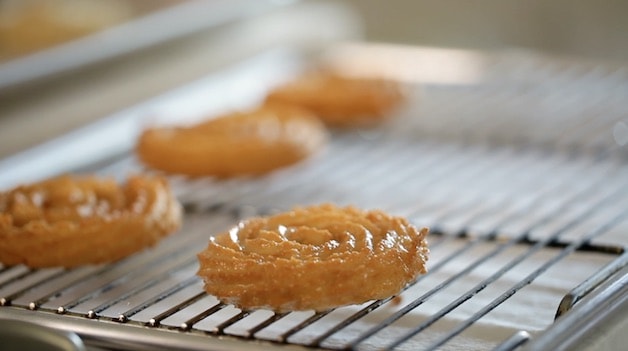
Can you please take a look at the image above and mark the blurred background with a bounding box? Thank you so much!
[0,0,627,158]
[343,0,628,61]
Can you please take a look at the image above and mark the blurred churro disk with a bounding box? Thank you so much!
[136,104,327,177]
[265,72,405,128]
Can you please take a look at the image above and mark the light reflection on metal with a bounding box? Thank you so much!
[322,43,487,84]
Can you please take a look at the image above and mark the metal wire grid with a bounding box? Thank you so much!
[0,133,626,350]
[1,50,628,351]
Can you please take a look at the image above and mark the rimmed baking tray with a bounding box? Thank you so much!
[0,0,281,91]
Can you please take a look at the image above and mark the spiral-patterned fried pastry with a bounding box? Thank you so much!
[136,104,327,177]
[197,203,429,312]
[0,175,181,268]
[264,72,405,128]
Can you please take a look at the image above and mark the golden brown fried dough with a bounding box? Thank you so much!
[265,72,405,128]
[197,203,429,312]
[0,175,181,268]
[136,104,327,177]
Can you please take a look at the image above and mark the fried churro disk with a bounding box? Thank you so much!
[197,203,429,312]
[0,175,181,268]
[136,104,327,177]
[264,72,405,128]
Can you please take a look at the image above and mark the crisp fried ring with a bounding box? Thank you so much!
[0,175,181,268]
[265,72,405,128]
[197,203,429,312]
[136,105,327,177]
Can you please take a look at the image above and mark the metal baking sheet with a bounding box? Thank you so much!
[0,0,280,91]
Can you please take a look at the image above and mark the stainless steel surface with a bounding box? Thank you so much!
[0,46,627,350]
[0,318,86,351]
[0,0,282,91]
[522,267,628,351]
